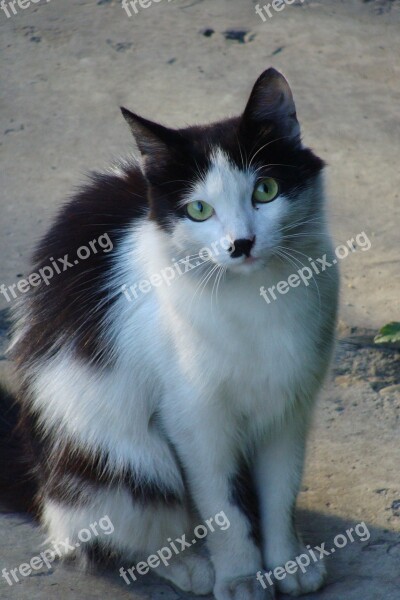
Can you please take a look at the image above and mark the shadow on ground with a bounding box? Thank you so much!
[1,508,399,599]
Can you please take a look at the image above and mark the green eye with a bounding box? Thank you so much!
[186,201,214,222]
[253,178,279,204]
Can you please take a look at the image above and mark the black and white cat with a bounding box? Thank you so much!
[3,68,338,599]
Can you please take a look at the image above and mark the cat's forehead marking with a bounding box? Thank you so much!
[202,147,254,199]
[209,147,238,177]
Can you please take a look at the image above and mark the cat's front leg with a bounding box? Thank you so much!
[169,408,274,600]
[255,413,327,597]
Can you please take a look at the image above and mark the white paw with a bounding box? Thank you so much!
[155,553,214,595]
[215,574,275,600]
[275,556,327,596]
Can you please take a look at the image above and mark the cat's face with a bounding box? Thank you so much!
[122,68,324,275]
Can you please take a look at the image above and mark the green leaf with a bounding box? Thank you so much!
[374,322,400,344]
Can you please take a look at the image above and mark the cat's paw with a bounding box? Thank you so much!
[275,556,327,596]
[214,574,275,600]
[156,553,214,595]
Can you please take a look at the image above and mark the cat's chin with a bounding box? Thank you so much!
[227,257,265,275]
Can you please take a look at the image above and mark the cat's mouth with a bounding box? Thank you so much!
[243,256,258,264]
[228,255,264,274]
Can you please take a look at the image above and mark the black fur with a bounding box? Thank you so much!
[18,408,182,512]
[0,385,37,513]
[230,457,262,546]
[12,168,148,368]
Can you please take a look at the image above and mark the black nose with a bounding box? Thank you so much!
[229,237,255,259]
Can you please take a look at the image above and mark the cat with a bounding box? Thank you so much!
[1,68,339,599]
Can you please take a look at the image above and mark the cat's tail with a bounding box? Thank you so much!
[0,382,38,513]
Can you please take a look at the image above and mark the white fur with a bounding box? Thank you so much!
[173,148,293,275]
[42,491,192,558]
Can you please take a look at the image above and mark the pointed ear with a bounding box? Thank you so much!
[120,107,183,156]
[242,68,300,143]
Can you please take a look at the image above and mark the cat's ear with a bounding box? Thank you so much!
[242,68,300,143]
[120,107,182,157]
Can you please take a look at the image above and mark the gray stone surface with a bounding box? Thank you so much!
[1,0,399,598]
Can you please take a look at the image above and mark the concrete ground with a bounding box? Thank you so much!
[1,0,399,598]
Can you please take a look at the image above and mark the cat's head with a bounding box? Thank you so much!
[122,68,325,274]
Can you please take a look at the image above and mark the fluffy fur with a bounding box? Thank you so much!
[3,68,338,599]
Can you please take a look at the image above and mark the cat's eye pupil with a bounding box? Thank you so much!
[186,200,214,221]
[253,177,279,204]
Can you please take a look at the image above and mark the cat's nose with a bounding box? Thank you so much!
[229,237,255,259]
